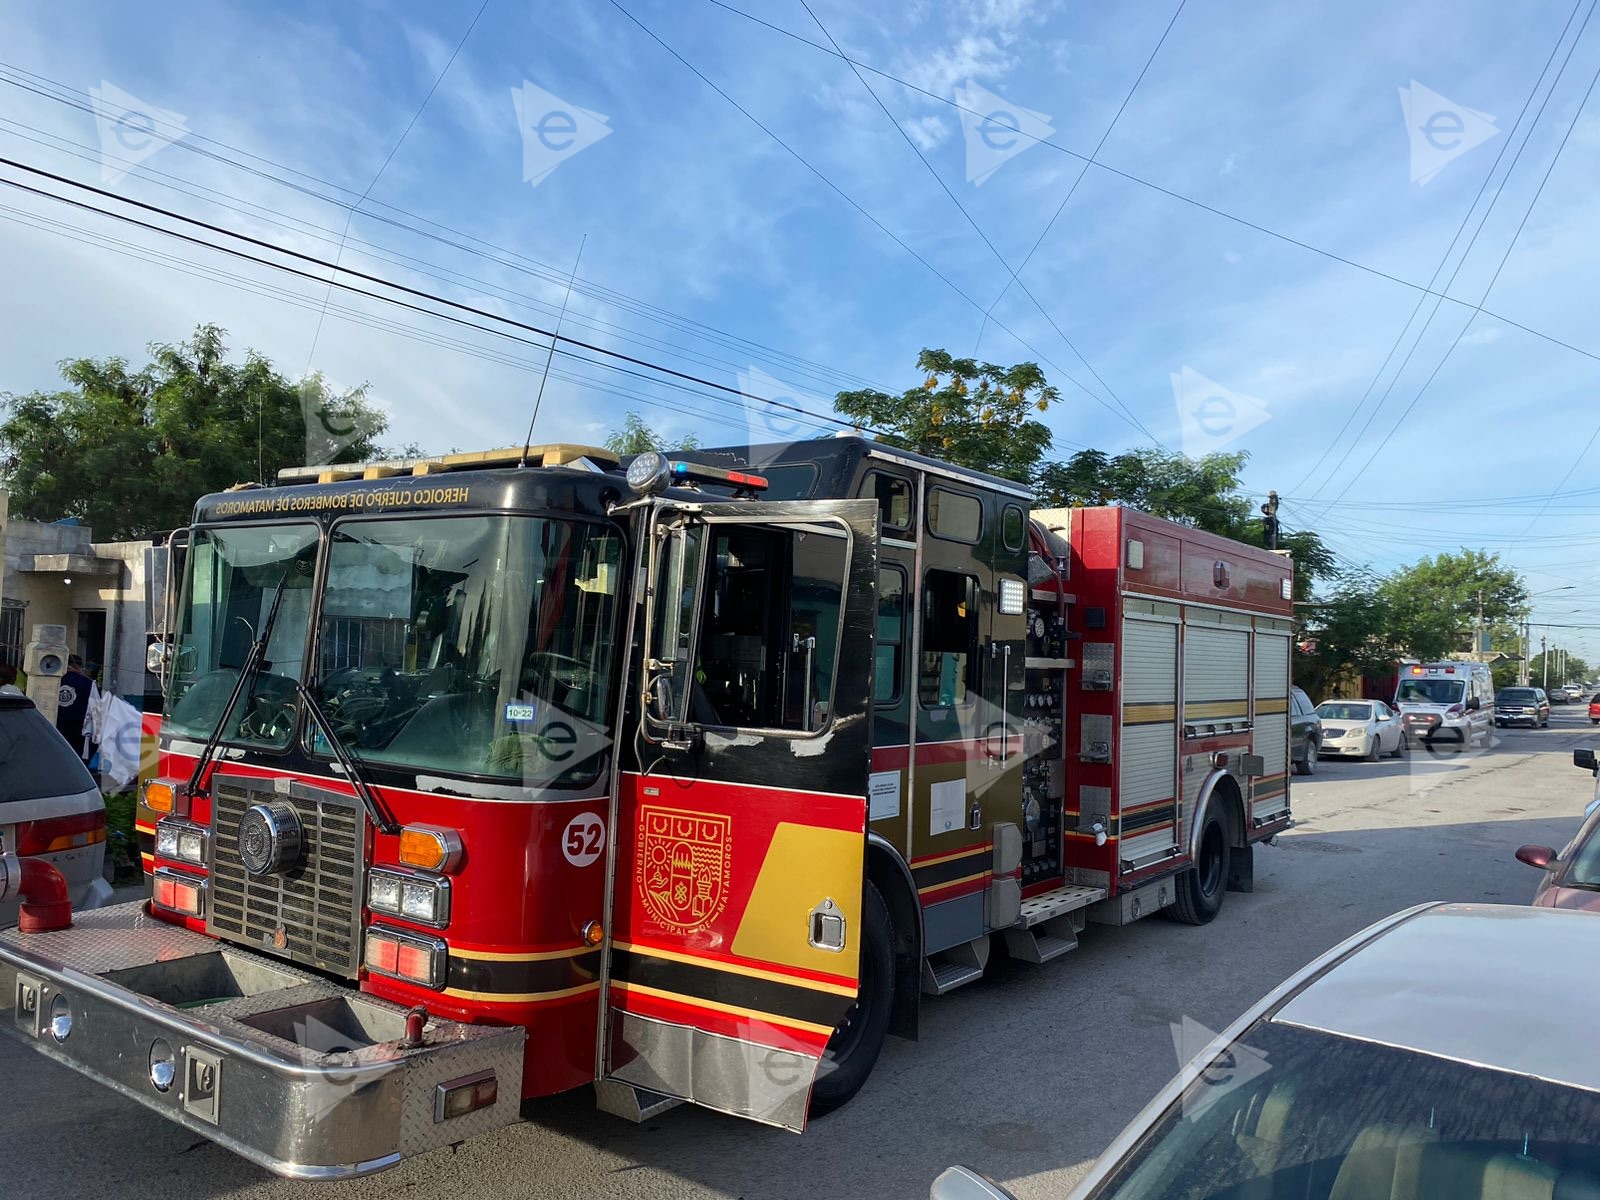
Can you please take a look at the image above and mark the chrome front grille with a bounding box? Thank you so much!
[208,778,365,977]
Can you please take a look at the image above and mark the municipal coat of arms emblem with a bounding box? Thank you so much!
[637,805,731,933]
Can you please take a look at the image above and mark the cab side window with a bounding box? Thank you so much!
[920,570,978,706]
[684,523,847,734]
[862,472,913,535]
[876,566,906,705]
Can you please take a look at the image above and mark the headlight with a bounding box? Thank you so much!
[155,819,207,865]
[368,872,403,915]
[368,868,450,927]
[401,878,447,924]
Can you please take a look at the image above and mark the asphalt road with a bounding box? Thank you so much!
[7,709,1599,1200]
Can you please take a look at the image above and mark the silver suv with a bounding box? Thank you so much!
[0,694,113,925]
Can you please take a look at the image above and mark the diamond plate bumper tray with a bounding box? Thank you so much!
[0,903,524,1179]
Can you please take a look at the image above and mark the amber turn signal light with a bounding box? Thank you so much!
[142,778,189,817]
[398,826,463,873]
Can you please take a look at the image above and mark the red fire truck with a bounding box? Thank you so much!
[0,437,1294,1177]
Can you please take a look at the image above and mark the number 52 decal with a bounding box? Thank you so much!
[562,812,605,867]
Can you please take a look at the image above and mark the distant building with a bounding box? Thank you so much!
[0,510,158,706]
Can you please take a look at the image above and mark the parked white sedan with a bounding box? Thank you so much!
[1315,699,1407,760]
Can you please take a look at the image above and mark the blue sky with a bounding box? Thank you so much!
[3,0,1600,659]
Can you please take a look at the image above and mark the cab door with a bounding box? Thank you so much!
[600,498,878,1131]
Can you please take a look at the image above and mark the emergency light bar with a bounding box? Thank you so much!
[625,450,769,497]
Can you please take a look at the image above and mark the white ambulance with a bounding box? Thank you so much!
[1393,660,1495,748]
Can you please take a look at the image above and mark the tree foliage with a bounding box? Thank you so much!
[603,411,699,456]
[1036,447,1255,532]
[1525,650,1592,690]
[0,325,391,539]
[1376,549,1527,663]
[834,349,1056,483]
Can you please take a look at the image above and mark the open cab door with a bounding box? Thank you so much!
[600,498,879,1131]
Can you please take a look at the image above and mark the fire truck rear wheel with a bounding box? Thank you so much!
[1171,812,1230,926]
[810,882,894,1117]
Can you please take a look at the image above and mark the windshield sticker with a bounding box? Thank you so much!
[211,485,473,517]
[505,703,537,723]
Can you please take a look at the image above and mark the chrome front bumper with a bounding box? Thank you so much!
[0,903,524,1179]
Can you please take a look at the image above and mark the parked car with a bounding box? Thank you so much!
[1290,686,1320,776]
[1515,753,1600,912]
[1315,699,1406,759]
[931,904,1600,1200]
[0,693,114,926]
[1565,683,1585,702]
[1494,685,1551,728]
[1590,693,1600,726]
[1550,686,1570,704]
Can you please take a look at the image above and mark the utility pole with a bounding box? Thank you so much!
[1543,635,1549,690]
[1520,618,1531,686]
[1474,589,1485,661]
[1260,491,1280,551]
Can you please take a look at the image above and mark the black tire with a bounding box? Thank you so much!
[1293,740,1315,776]
[810,882,894,1116]
[1171,811,1230,926]
[1364,735,1380,763]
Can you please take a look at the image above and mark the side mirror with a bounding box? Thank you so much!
[1516,845,1557,870]
[1467,697,1481,711]
[930,1167,1019,1200]
[1576,749,1597,772]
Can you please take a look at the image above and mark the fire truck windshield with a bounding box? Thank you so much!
[310,514,623,787]
[166,523,320,749]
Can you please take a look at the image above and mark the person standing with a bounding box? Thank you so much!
[56,653,94,761]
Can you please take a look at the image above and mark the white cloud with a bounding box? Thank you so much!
[901,114,950,151]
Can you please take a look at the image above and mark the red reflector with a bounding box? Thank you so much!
[396,942,434,983]
[151,872,203,916]
[435,1072,499,1122]
[14,811,107,856]
[365,934,400,975]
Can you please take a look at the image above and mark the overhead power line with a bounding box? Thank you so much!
[604,0,1161,444]
[1291,0,1591,499]
[0,62,890,398]
[1304,0,1600,512]
[0,198,839,440]
[796,0,1166,446]
[702,0,1600,374]
[304,0,494,369]
[0,156,871,437]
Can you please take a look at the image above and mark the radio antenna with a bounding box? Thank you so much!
[520,233,587,467]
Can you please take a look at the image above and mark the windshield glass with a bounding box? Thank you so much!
[1498,689,1538,703]
[311,515,623,787]
[1397,677,1465,705]
[1089,1021,1600,1200]
[1566,816,1600,888]
[166,524,319,749]
[1316,702,1371,721]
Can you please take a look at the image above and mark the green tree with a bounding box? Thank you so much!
[603,411,699,456]
[1296,572,1402,699]
[0,324,390,538]
[834,349,1056,483]
[1377,550,1527,662]
[1035,447,1254,533]
[1526,650,1591,690]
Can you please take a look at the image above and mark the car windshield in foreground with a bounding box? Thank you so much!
[1089,1021,1600,1200]
[0,701,97,802]
[1316,702,1371,721]
[165,523,320,750]
[1397,678,1465,705]
[310,514,623,786]
[1566,821,1600,889]
[1497,690,1538,703]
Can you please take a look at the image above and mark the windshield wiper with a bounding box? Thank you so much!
[298,682,399,835]
[188,573,291,799]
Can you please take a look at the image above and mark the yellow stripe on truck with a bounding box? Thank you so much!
[731,822,863,977]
